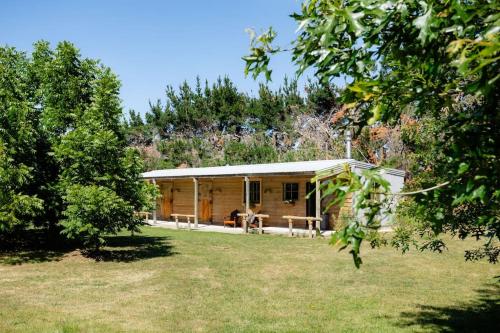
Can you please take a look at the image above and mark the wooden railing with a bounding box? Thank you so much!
[282,215,322,238]
[237,213,270,234]
[170,214,197,230]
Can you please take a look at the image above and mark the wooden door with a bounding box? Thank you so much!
[160,182,173,220]
[306,182,316,217]
[199,181,213,222]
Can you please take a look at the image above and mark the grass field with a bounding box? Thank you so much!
[0,226,498,333]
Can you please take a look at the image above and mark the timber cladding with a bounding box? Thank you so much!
[211,178,244,223]
[257,176,312,228]
[155,175,346,229]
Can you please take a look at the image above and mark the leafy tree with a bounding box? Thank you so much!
[126,109,151,146]
[0,46,44,233]
[128,110,144,128]
[305,80,339,117]
[0,41,156,249]
[144,99,171,140]
[148,76,248,137]
[53,63,154,249]
[156,137,215,168]
[244,0,499,264]
[126,75,351,171]
[247,78,304,132]
[223,136,278,165]
[206,77,247,134]
[61,185,135,249]
[39,42,97,138]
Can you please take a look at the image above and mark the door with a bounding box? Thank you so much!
[160,182,173,220]
[199,181,213,223]
[305,182,316,217]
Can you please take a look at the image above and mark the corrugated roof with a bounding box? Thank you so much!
[141,159,405,179]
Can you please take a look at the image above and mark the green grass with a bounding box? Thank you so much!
[0,226,498,333]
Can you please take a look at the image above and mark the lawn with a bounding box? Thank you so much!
[0,226,498,333]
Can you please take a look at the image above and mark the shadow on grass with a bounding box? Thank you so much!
[0,229,69,265]
[1,229,176,265]
[396,281,500,333]
[0,249,66,265]
[83,234,176,262]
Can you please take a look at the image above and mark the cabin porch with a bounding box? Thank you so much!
[146,218,336,238]
[151,174,343,231]
[142,159,406,233]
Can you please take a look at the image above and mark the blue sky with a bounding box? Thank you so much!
[0,0,320,115]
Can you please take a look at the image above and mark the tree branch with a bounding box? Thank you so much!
[391,182,450,196]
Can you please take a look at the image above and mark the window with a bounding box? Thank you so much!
[283,183,299,202]
[243,181,261,205]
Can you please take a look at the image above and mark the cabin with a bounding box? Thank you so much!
[141,159,405,232]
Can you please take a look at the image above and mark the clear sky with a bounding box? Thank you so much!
[1,0,318,116]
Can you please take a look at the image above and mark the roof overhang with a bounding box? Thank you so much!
[141,159,405,180]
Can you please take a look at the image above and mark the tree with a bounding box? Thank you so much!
[0,47,43,233]
[52,62,155,249]
[0,41,156,249]
[305,80,339,117]
[125,75,350,171]
[243,0,499,265]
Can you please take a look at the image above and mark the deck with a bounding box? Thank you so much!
[147,219,336,237]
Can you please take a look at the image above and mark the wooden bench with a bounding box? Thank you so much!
[238,213,270,234]
[282,215,322,238]
[134,211,151,221]
[170,214,196,230]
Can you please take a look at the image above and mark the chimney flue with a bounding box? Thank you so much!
[345,130,352,159]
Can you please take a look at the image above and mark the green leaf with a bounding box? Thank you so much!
[413,2,434,44]
[458,162,469,175]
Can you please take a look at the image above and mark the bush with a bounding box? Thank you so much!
[61,185,138,250]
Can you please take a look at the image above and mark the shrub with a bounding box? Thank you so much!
[61,185,138,250]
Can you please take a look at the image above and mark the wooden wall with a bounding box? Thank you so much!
[258,176,311,228]
[172,179,194,215]
[212,176,318,227]
[211,178,245,223]
[155,175,349,229]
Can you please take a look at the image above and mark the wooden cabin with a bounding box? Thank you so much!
[141,159,405,230]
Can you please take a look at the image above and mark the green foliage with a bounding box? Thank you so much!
[0,158,43,233]
[61,185,137,249]
[157,137,212,168]
[49,48,155,247]
[0,146,43,232]
[143,76,248,137]
[330,218,365,268]
[243,27,280,81]
[305,80,340,116]
[0,41,156,248]
[222,141,248,165]
[315,165,391,266]
[244,0,499,265]
[38,41,97,138]
[224,136,279,165]
[247,78,302,132]
[0,46,44,232]
[126,77,346,170]
[390,215,419,254]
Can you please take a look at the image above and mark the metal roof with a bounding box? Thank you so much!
[141,159,405,179]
